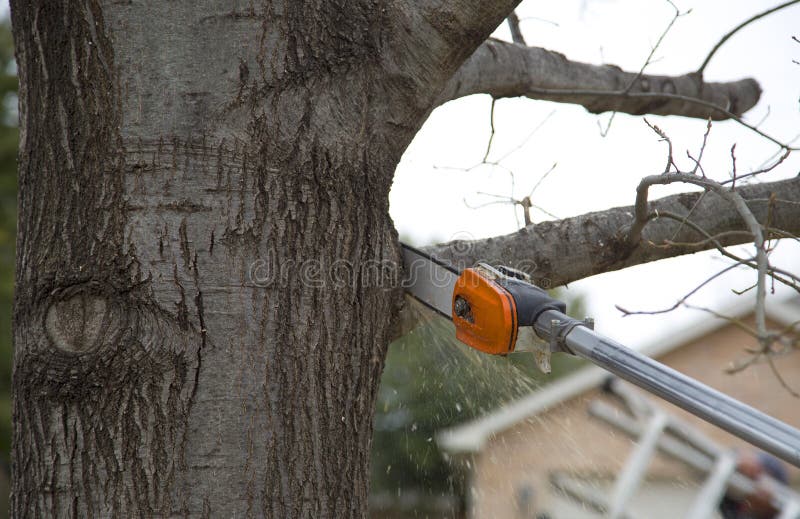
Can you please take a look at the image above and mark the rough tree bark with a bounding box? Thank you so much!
[439,38,761,118]
[8,1,780,518]
[9,1,519,516]
[427,176,800,287]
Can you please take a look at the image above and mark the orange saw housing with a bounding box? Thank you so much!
[452,268,518,355]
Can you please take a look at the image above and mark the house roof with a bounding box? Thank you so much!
[437,296,799,454]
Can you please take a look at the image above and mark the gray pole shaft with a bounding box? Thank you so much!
[534,310,800,468]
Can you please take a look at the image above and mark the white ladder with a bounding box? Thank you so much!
[552,378,800,518]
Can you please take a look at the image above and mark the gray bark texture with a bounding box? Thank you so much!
[9,1,513,517]
[7,1,782,518]
[426,177,800,287]
[440,39,761,119]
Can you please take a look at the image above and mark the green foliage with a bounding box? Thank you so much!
[370,236,587,507]
[370,294,586,504]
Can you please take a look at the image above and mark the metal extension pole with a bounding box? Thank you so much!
[533,309,800,468]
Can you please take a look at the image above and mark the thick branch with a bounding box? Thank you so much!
[426,177,800,287]
[438,39,761,120]
[390,1,522,94]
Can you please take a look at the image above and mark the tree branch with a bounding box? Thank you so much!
[437,39,761,120]
[425,176,800,287]
[697,0,800,77]
[391,1,523,91]
[631,173,770,345]
[506,11,526,45]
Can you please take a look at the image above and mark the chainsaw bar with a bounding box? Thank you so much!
[401,243,565,358]
[400,244,458,319]
[398,244,800,468]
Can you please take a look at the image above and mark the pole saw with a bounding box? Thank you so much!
[400,244,800,468]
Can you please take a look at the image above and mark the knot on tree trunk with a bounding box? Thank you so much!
[45,293,112,353]
[14,282,206,515]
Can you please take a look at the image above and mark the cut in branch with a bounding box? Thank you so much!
[438,39,761,121]
[425,176,800,287]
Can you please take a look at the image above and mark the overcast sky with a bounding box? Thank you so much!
[391,0,800,348]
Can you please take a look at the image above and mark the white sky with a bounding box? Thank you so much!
[1,1,797,348]
[390,0,800,347]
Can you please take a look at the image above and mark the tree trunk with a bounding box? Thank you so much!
[10,2,428,517]
[11,0,767,517]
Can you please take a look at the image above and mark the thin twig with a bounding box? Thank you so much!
[467,175,561,226]
[463,198,514,210]
[624,1,688,94]
[667,189,708,242]
[506,11,526,45]
[697,0,800,76]
[755,133,800,170]
[648,211,800,290]
[517,15,559,27]
[616,262,740,316]
[523,87,797,150]
[632,171,770,346]
[643,119,676,174]
[597,111,617,138]
[439,109,557,229]
[686,151,707,178]
[722,149,791,187]
[494,110,556,164]
[690,119,712,176]
[435,110,554,172]
[598,1,686,137]
[754,105,772,128]
[653,230,753,249]
[527,163,557,198]
[529,203,560,221]
[683,304,758,336]
[765,353,800,397]
[629,123,778,351]
[483,98,497,163]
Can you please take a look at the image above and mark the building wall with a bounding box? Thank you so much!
[469,320,800,519]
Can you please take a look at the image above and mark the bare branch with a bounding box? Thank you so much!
[644,211,800,292]
[724,149,791,187]
[616,262,741,317]
[435,109,554,173]
[642,119,677,174]
[697,0,800,77]
[425,177,800,287]
[630,172,770,343]
[689,119,713,176]
[483,98,497,162]
[596,2,687,136]
[464,163,560,227]
[438,39,762,121]
[506,11,526,45]
[625,1,687,95]
[765,354,800,397]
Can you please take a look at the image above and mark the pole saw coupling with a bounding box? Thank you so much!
[452,263,590,373]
